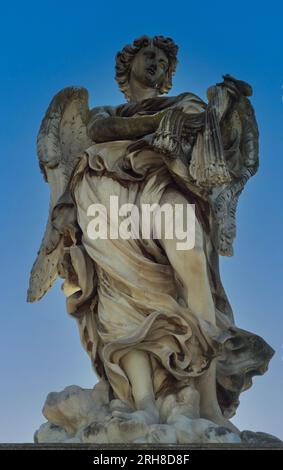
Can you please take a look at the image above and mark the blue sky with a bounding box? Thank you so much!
[0,0,282,442]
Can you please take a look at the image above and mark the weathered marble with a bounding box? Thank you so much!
[28,35,276,444]
[35,382,281,445]
[35,382,242,444]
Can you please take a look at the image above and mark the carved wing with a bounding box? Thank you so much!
[27,87,93,302]
[209,76,259,256]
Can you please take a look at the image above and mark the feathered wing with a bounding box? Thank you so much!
[27,87,93,302]
[209,78,259,256]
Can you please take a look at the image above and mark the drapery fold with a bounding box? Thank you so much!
[55,92,274,418]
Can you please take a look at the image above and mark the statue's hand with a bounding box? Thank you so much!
[175,111,205,143]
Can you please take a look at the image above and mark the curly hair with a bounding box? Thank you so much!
[115,35,179,101]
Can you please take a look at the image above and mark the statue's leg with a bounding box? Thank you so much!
[158,188,216,323]
[112,349,160,425]
[158,188,239,433]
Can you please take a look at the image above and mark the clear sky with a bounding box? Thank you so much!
[0,0,282,442]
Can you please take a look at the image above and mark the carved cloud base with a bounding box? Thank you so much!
[34,382,281,445]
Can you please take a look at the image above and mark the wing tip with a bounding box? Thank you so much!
[26,285,46,303]
[26,288,36,303]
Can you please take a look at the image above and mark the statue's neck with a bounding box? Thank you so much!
[128,79,159,102]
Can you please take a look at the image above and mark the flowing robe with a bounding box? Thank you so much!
[58,92,274,418]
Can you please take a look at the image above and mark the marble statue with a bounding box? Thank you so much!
[28,35,277,444]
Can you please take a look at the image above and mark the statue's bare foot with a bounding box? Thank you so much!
[112,406,160,426]
[200,410,240,435]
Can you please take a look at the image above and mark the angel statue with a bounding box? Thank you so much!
[28,35,275,441]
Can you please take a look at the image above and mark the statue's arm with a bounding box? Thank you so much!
[87,106,165,143]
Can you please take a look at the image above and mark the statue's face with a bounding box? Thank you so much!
[130,44,169,90]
